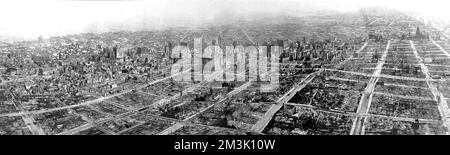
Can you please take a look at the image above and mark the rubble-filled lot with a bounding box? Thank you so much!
[121,117,176,135]
[264,105,355,135]
[426,65,450,72]
[364,116,446,135]
[99,117,141,133]
[428,71,450,79]
[374,84,433,99]
[432,80,450,98]
[276,75,304,97]
[369,94,441,120]
[289,76,362,113]
[75,127,108,135]
[170,125,248,135]
[340,59,377,74]
[0,116,32,135]
[107,91,162,110]
[424,57,450,65]
[191,101,273,130]
[145,82,243,121]
[0,100,17,114]
[310,75,368,91]
[19,95,64,111]
[289,87,361,113]
[140,80,192,97]
[322,70,371,82]
[34,109,88,135]
[90,101,129,116]
[19,94,96,112]
[378,77,428,88]
[0,90,18,114]
[59,94,97,106]
[71,105,110,121]
[160,101,214,120]
[232,83,281,103]
[381,65,425,78]
[385,54,418,64]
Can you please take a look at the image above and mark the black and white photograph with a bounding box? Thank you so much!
[0,0,449,150]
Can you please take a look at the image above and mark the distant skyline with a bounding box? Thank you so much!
[0,0,449,40]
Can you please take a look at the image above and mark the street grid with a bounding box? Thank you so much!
[1,9,450,135]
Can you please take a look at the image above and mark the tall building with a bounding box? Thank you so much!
[215,35,222,47]
[164,42,172,57]
[136,47,142,55]
[103,47,110,59]
[102,46,117,60]
[117,47,127,60]
[112,46,118,59]
[416,27,422,37]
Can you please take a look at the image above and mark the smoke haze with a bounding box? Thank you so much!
[0,0,449,40]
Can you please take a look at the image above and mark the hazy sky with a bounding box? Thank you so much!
[0,0,449,39]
